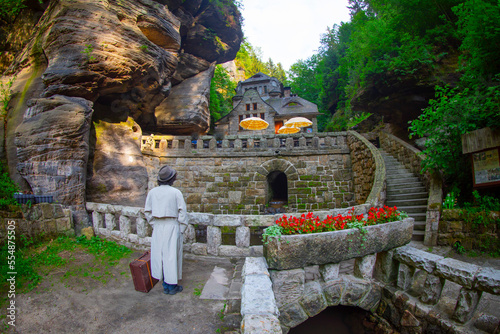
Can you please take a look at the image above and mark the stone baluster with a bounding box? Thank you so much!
[172,139,179,149]
[420,274,445,304]
[184,138,191,151]
[260,136,267,148]
[247,138,254,149]
[353,254,377,279]
[197,139,203,150]
[209,137,216,151]
[159,139,167,151]
[104,213,116,230]
[119,214,131,237]
[299,136,306,147]
[312,136,320,149]
[222,138,229,149]
[92,210,104,231]
[324,136,333,147]
[397,263,415,291]
[453,288,482,323]
[207,226,221,255]
[234,138,242,151]
[136,216,148,238]
[285,137,293,150]
[272,137,280,148]
[236,226,250,248]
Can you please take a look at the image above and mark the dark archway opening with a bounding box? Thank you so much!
[289,306,381,334]
[267,171,288,208]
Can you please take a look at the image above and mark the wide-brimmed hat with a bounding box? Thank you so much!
[157,165,177,182]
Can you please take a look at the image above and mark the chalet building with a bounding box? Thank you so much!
[215,73,320,135]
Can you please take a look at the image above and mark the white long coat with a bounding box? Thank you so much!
[144,185,187,285]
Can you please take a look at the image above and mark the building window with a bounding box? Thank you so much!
[253,113,258,118]
[253,103,257,110]
[264,86,268,94]
[260,113,265,120]
[246,104,251,111]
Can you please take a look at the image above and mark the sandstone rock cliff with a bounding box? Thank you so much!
[1,0,243,227]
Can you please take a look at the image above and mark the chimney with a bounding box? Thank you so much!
[284,87,291,98]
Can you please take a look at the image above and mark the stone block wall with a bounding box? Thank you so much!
[438,209,499,250]
[143,153,355,214]
[0,203,74,244]
[347,131,385,206]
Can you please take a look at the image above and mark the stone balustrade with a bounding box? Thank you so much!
[86,202,377,255]
[379,131,443,246]
[386,245,500,332]
[141,132,349,157]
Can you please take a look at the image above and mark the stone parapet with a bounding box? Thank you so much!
[141,132,349,158]
[347,131,386,207]
[389,245,500,331]
[86,202,378,255]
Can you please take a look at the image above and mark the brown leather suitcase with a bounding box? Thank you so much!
[129,251,159,293]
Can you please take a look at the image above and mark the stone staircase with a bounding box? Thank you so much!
[380,149,428,241]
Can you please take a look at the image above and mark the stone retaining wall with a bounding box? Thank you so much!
[379,131,443,246]
[142,132,356,214]
[0,204,74,244]
[438,209,499,251]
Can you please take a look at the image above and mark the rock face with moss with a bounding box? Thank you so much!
[2,0,242,227]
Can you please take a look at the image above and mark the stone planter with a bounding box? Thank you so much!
[264,218,414,270]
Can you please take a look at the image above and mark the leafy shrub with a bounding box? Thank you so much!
[0,161,19,210]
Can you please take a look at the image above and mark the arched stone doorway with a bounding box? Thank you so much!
[267,171,288,207]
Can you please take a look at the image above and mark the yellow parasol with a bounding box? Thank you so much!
[284,117,313,128]
[239,117,269,130]
[278,124,300,134]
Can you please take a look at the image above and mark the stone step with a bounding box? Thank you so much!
[414,222,426,231]
[386,176,421,184]
[412,230,425,241]
[385,167,413,174]
[387,182,425,190]
[387,186,427,195]
[387,198,428,207]
[397,205,427,214]
[386,173,418,180]
[387,192,428,200]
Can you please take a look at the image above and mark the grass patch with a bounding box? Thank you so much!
[0,235,132,310]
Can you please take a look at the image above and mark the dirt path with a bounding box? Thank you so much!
[8,251,237,334]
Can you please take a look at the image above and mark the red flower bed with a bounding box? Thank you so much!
[275,206,403,235]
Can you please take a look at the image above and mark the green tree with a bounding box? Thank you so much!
[209,64,237,126]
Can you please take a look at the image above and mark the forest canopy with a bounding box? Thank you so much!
[210,0,500,191]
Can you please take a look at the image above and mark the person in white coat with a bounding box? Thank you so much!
[145,165,187,295]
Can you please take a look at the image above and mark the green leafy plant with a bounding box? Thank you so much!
[139,44,148,52]
[0,161,19,210]
[81,44,97,64]
[0,77,15,117]
[453,241,466,254]
[443,191,457,209]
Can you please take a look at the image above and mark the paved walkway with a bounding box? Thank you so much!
[12,252,243,334]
